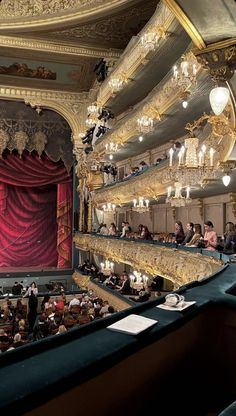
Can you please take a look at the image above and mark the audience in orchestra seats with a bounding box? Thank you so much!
[174,221,185,244]
[203,221,218,251]
[222,222,236,253]
[182,222,194,245]
[186,224,203,247]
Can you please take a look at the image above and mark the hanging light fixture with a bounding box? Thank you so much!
[133,197,149,213]
[140,25,167,52]
[109,77,125,93]
[209,86,230,116]
[172,53,197,89]
[100,260,114,275]
[105,142,118,153]
[102,203,116,212]
[137,115,154,134]
[130,271,149,290]
[222,174,231,187]
[87,103,100,122]
[166,183,191,207]
[168,137,216,186]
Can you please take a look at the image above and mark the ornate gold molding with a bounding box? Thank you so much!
[0,0,142,30]
[0,85,89,143]
[0,35,121,59]
[74,233,223,287]
[163,0,206,50]
[194,40,236,82]
[97,3,175,106]
[72,271,131,311]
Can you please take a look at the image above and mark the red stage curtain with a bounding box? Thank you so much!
[0,151,72,268]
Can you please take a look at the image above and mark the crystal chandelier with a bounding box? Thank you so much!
[133,197,149,213]
[140,25,167,52]
[100,260,114,275]
[130,270,149,288]
[168,137,215,186]
[166,183,191,207]
[137,115,154,134]
[109,77,125,93]
[87,103,100,123]
[102,203,116,212]
[105,142,118,153]
[172,53,197,89]
[85,118,96,127]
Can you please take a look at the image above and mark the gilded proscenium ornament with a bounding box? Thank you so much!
[94,52,200,155]
[74,233,223,287]
[97,3,174,106]
[0,86,89,144]
[194,40,236,83]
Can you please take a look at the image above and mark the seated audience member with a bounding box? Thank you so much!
[182,222,194,245]
[69,296,80,309]
[203,220,217,251]
[79,260,92,274]
[120,221,129,238]
[129,290,151,303]
[139,161,149,171]
[151,275,164,296]
[103,305,115,317]
[139,225,153,240]
[186,224,203,247]
[116,274,131,295]
[99,223,109,235]
[108,222,118,236]
[104,272,119,289]
[12,282,23,296]
[223,222,236,253]
[174,221,185,244]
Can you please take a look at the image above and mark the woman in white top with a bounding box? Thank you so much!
[24,281,38,297]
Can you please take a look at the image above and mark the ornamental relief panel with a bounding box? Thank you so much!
[74,233,223,286]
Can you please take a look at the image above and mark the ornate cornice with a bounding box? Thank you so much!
[0,35,122,59]
[97,3,174,106]
[194,39,236,83]
[0,0,143,31]
[74,233,223,286]
[0,85,89,143]
[93,51,200,155]
[162,0,206,50]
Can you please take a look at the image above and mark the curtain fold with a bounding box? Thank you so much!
[0,151,72,268]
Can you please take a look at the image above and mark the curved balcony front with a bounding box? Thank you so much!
[74,233,224,287]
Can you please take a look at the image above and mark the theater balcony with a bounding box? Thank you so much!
[73,233,224,288]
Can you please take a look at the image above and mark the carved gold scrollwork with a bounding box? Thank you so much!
[194,43,236,82]
[74,233,223,287]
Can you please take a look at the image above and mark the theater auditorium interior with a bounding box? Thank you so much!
[0,1,236,415]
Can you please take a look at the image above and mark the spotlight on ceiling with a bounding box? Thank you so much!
[209,86,230,116]
[182,100,188,109]
[222,174,231,187]
[138,136,143,142]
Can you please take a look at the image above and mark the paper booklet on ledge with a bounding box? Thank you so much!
[107,314,158,335]
[157,301,196,312]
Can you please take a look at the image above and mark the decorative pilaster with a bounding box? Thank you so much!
[87,194,93,233]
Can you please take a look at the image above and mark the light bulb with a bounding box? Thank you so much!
[209,86,230,116]
[139,136,143,142]
[222,174,231,187]
[182,100,188,109]
[109,154,113,160]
